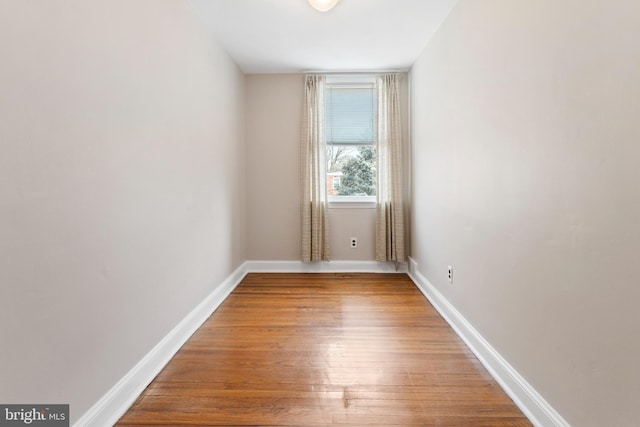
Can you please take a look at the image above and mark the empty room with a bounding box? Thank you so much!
[1,0,638,426]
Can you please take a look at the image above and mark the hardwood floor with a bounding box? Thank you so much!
[117,273,531,426]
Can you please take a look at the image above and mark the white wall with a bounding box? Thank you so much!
[246,73,408,261]
[0,1,246,423]
[410,1,640,425]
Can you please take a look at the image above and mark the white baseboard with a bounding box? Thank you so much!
[407,257,569,427]
[73,262,248,427]
[246,260,407,273]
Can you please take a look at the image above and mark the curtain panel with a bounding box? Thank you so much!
[301,75,330,262]
[375,74,405,263]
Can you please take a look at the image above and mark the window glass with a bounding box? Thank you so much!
[325,79,376,198]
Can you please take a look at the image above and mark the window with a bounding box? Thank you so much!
[325,75,376,204]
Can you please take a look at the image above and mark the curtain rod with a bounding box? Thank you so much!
[303,69,407,74]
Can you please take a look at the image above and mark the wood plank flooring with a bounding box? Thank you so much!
[117,273,531,426]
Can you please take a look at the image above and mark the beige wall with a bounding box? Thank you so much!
[328,207,377,260]
[246,74,303,260]
[0,1,246,423]
[246,73,408,261]
[410,1,640,425]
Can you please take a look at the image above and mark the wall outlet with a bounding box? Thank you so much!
[447,266,453,284]
[350,237,357,248]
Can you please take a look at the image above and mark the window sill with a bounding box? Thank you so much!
[328,196,376,209]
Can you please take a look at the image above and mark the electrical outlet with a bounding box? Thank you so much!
[448,266,453,284]
[350,237,357,248]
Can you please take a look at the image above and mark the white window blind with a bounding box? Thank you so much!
[325,79,376,145]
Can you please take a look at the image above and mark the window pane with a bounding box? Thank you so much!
[327,145,376,196]
[325,79,377,198]
[326,86,376,145]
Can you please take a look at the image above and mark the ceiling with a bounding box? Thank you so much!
[190,0,459,74]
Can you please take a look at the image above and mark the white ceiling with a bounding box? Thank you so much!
[190,0,458,74]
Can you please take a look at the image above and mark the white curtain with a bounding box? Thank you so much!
[375,74,405,263]
[301,75,330,262]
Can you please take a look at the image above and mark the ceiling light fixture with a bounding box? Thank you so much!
[308,0,339,12]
